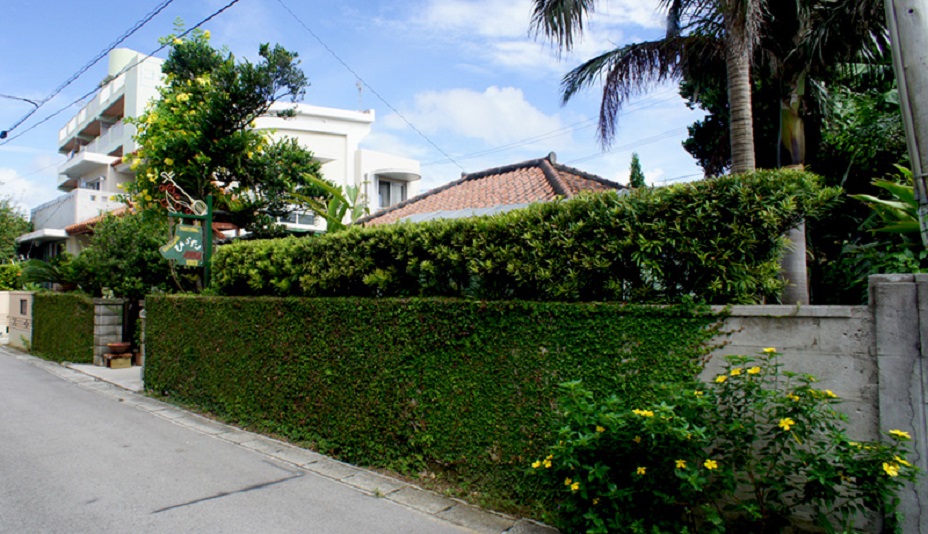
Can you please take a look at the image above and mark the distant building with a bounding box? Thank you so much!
[356,152,623,226]
[17,49,421,257]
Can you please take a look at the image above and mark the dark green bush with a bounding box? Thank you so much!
[213,170,840,304]
[145,295,722,505]
[32,293,94,363]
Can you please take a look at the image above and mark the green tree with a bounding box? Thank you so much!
[70,212,182,300]
[628,152,646,188]
[126,28,333,236]
[0,196,30,262]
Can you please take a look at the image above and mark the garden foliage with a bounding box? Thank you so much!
[213,169,840,304]
[0,263,21,290]
[533,350,918,533]
[144,295,721,504]
[31,293,94,364]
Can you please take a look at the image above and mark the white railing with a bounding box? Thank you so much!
[31,189,123,231]
[57,75,126,144]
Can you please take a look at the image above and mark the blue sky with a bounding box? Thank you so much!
[0,0,707,213]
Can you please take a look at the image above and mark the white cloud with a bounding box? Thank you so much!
[411,0,666,74]
[385,86,564,146]
[0,166,59,214]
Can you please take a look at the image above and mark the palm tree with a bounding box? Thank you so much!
[532,0,889,303]
[532,0,764,173]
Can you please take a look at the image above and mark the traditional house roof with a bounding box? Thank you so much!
[356,152,623,226]
[65,206,235,239]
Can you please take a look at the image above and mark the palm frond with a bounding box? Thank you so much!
[530,0,597,51]
[561,36,715,146]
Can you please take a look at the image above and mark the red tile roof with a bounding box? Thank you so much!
[357,153,623,226]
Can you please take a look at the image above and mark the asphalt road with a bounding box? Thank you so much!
[0,348,471,534]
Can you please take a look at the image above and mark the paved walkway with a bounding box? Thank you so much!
[0,346,554,534]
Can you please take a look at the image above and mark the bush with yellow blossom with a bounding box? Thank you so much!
[531,349,918,533]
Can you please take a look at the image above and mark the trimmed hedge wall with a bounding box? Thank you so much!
[32,293,94,363]
[145,295,722,502]
[213,170,841,304]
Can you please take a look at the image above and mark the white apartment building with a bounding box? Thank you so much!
[17,48,421,256]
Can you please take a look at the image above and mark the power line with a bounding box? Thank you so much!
[0,0,242,147]
[565,127,689,166]
[420,91,680,167]
[274,0,467,174]
[1,0,177,138]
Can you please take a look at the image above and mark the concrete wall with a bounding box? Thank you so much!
[0,290,9,340]
[93,298,124,366]
[703,276,927,532]
[7,291,33,350]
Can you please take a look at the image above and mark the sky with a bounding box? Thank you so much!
[0,0,708,214]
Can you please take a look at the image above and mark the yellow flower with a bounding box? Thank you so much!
[564,477,572,486]
[570,482,580,491]
[715,375,727,384]
[545,454,553,460]
[675,459,687,469]
[747,366,761,375]
[848,441,861,448]
[693,390,704,397]
[762,347,777,353]
[895,456,911,467]
[822,389,837,398]
[787,393,800,402]
[595,425,605,433]
[173,37,182,45]
[730,368,742,376]
[889,429,911,440]
[592,498,600,505]
[883,462,900,477]
[636,467,646,476]
[632,409,654,417]
[778,418,796,431]
[203,30,211,39]
[543,459,552,468]
[532,460,541,469]
[633,435,642,444]
[164,158,174,166]
[704,459,718,470]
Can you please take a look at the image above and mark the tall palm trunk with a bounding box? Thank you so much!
[725,20,757,174]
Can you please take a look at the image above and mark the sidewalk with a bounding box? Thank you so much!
[0,346,555,534]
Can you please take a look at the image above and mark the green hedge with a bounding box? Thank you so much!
[213,170,840,304]
[0,263,21,290]
[145,295,722,504]
[32,293,94,363]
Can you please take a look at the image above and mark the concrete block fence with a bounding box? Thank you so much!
[707,274,927,532]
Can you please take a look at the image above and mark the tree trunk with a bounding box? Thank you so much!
[887,0,928,247]
[725,26,756,174]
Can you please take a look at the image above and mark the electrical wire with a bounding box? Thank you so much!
[420,91,679,167]
[274,0,467,174]
[1,0,177,137]
[564,127,688,166]
[0,0,242,147]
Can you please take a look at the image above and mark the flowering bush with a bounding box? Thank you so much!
[532,350,918,533]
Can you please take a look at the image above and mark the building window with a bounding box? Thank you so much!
[20,299,27,316]
[378,179,407,209]
[283,211,315,226]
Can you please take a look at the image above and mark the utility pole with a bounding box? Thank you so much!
[886,0,928,246]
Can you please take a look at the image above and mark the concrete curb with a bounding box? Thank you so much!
[5,348,557,534]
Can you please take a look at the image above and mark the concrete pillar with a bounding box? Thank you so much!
[870,274,927,531]
[93,298,125,367]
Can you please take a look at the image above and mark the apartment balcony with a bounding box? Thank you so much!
[58,75,126,154]
[29,189,123,233]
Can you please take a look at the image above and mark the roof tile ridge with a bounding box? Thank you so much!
[552,161,625,190]
[540,158,571,197]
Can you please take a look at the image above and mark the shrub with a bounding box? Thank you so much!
[532,350,918,533]
[32,293,94,363]
[144,295,722,507]
[0,263,21,290]
[213,169,841,304]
